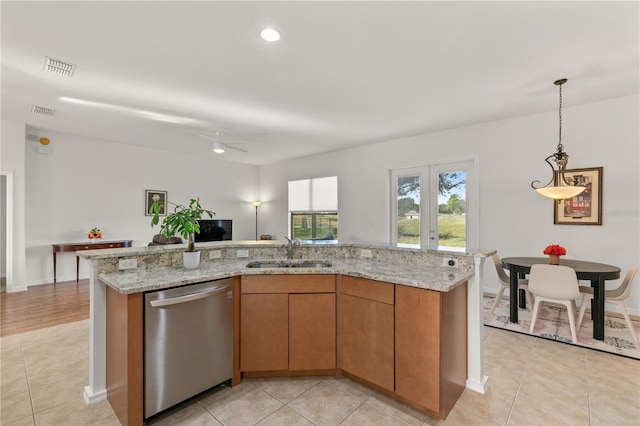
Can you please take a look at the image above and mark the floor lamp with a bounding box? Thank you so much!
[251,201,262,240]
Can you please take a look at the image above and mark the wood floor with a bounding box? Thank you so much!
[0,279,90,337]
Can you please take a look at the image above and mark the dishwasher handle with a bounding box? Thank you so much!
[149,284,231,307]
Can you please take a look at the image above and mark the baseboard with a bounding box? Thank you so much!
[27,276,85,287]
[466,375,489,394]
[83,386,107,405]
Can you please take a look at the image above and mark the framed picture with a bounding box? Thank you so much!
[145,190,167,216]
[554,167,603,225]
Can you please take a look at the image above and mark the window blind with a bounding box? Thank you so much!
[288,176,338,212]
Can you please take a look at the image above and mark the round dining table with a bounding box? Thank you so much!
[501,257,621,341]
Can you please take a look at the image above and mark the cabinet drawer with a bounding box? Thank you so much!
[241,274,335,294]
[341,276,394,305]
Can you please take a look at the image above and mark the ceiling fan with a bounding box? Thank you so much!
[199,131,248,154]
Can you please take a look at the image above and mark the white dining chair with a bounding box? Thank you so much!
[490,253,533,313]
[576,264,638,344]
[528,264,580,343]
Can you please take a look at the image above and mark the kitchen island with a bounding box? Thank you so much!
[78,241,494,425]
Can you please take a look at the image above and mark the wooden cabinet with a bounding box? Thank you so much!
[240,274,336,373]
[289,293,336,370]
[240,293,289,371]
[340,276,394,391]
[106,270,467,425]
[105,286,143,426]
[395,283,467,418]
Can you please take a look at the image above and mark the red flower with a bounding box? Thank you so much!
[543,244,567,256]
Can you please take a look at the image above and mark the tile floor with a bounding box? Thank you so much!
[1,319,639,425]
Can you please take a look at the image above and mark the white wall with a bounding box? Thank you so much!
[1,174,6,277]
[1,120,27,292]
[5,95,639,315]
[25,130,259,284]
[259,95,640,314]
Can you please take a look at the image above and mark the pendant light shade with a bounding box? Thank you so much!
[530,79,586,200]
[535,185,585,200]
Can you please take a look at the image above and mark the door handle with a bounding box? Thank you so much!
[149,284,231,307]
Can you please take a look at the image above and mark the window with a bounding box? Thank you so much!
[390,160,476,250]
[288,176,338,240]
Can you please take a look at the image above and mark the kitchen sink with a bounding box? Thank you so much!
[246,260,333,269]
[291,260,333,268]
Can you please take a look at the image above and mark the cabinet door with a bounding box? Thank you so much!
[289,293,336,370]
[240,293,288,371]
[395,285,441,413]
[341,293,394,391]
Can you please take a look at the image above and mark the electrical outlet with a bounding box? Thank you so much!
[360,249,372,258]
[442,257,458,268]
[443,272,457,281]
[209,250,222,259]
[118,258,137,270]
[236,249,249,258]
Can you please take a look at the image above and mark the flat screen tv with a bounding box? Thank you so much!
[195,219,232,242]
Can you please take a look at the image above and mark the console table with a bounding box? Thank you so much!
[52,240,133,283]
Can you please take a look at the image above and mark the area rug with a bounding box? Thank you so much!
[483,295,640,360]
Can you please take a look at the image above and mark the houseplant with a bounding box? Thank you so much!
[149,197,215,269]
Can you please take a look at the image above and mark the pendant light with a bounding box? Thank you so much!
[531,79,586,200]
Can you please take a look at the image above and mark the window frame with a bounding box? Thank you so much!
[290,211,338,241]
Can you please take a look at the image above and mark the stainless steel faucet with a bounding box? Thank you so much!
[284,236,301,260]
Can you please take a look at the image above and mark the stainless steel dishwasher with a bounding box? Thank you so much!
[144,278,233,418]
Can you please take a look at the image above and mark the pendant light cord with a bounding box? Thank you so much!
[558,82,563,151]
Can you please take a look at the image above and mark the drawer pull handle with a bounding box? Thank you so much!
[150,285,231,307]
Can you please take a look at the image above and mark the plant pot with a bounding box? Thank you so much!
[548,254,560,265]
[183,251,201,269]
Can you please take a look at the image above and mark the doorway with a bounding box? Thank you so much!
[390,160,477,250]
[1,171,13,292]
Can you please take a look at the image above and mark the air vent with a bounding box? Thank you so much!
[42,56,76,77]
[31,105,55,116]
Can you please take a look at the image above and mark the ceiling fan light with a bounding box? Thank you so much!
[212,142,225,154]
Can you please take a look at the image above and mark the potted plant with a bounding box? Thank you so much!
[149,197,215,269]
[543,244,567,265]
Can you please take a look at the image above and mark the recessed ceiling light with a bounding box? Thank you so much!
[260,28,280,42]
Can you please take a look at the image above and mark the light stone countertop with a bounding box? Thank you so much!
[98,258,473,295]
[78,239,495,260]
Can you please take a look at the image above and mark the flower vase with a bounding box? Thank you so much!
[548,254,560,265]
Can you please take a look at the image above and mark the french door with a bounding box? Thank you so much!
[391,160,476,250]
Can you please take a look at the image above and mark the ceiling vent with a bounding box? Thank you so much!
[42,56,76,77]
[31,105,55,116]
